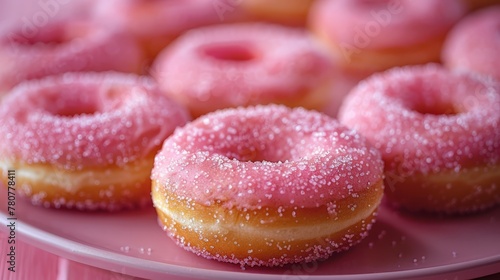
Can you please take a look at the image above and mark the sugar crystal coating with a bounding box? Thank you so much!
[0,72,190,170]
[152,23,335,116]
[166,215,378,268]
[339,64,500,176]
[0,20,143,96]
[152,105,384,266]
[338,64,500,213]
[152,105,383,210]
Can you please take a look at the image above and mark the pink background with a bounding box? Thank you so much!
[1,1,499,279]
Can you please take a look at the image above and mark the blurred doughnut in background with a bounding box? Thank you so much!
[92,0,252,64]
[0,0,144,98]
[308,0,472,116]
[240,0,314,26]
[462,0,500,10]
[151,23,336,118]
[442,5,500,80]
[2,0,500,115]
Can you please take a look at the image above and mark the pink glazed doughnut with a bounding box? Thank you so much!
[309,0,467,73]
[152,23,336,118]
[338,64,500,214]
[0,72,190,210]
[151,105,384,266]
[442,6,500,80]
[0,20,143,99]
[93,0,249,60]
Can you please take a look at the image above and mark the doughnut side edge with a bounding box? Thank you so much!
[151,179,384,267]
[0,151,157,211]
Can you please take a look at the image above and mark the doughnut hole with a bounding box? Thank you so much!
[211,134,298,163]
[218,142,299,163]
[339,65,500,213]
[200,42,258,62]
[53,103,98,118]
[408,82,462,115]
[393,74,487,116]
[6,21,96,50]
[39,84,131,118]
[355,0,392,8]
[9,30,65,47]
[39,90,97,118]
[192,116,320,163]
[410,100,460,116]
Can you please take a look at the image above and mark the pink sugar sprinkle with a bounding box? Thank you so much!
[338,64,500,176]
[152,105,383,210]
[151,23,335,115]
[0,72,190,169]
[0,20,143,95]
[161,214,377,267]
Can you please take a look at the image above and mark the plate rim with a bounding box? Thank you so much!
[1,209,499,280]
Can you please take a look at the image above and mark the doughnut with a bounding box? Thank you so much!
[338,64,500,214]
[151,105,385,267]
[240,0,314,26]
[462,0,500,11]
[0,20,143,99]
[442,6,500,80]
[93,0,249,61]
[152,23,336,118]
[309,0,467,73]
[0,72,190,210]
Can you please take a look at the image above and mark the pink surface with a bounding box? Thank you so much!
[0,232,143,280]
[1,191,499,279]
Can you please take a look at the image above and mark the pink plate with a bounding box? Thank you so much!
[1,193,499,280]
